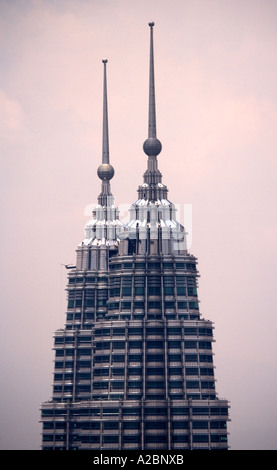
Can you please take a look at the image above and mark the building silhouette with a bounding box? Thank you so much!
[40,22,229,450]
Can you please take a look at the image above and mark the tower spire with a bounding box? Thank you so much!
[143,22,162,159]
[97,58,114,206]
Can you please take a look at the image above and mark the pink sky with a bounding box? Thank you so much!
[0,0,277,449]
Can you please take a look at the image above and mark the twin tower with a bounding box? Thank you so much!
[40,23,230,451]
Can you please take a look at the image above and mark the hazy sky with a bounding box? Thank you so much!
[0,0,277,450]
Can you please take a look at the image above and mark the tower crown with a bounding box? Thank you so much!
[81,58,123,250]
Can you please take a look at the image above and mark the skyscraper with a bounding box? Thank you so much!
[40,22,229,451]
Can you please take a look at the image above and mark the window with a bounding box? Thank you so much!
[123,435,140,443]
[121,301,131,310]
[110,288,120,297]
[186,263,196,271]
[172,421,189,429]
[112,328,125,336]
[185,354,198,362]
[55,350,64,357]
[171,407,189,416]
[185,341,197,348]
[95,342,109,350]
[93,382,108,390]
[145,421,167,430]
[169,381,183,388]
[122,287,132,296]
[169,367,182,375]
[184,328,197,335]
[172,435,189,443]
[167,327,181,336]
[54,337,64,344]
[112,354,125,363]
[123,263,132,269]
[134,301,144,309]
[186,367,198,375]
[103,436,119,444]
[199,354,213,363]
[147,367,164,375]
[77,372,90,380]
[94,368,109,377]
[129,354,142,362]
[148,286,161,295]
[199,328,213,336]
[85,290,95,307]
[144,407,167,416]
[186,380,199,389]
[189,301,199,310]
[123,422,140,430]
[148,301,161,309]
[211,435,227,443]
[192,407,209,415]
[102,408,119,415]
[128,367,142,375]
[168,341,181,348]
[210,407,228,416]
[129,341,142,349]
[147,327,163,335]
[192,435,209,443]
[146,381,165,389]
[135,286,145,295]
[94,328,110,336]
[164,286,174,295]
[146,354,164,362]
[110,263,121,270]
[210,421,227,429]
[129,328,143,335]
[145,436,167,443]
[200,368,214,376]
[135,263,146,269]
[111,381,124,390]
[78,348,91,356]
[193,421,208,429]
[111,368,124,376]
[112,341,125,350]
[199,342,212,350]
[168,354,181,362]
[94,355,109,364]
[178,301,187,309]
[128,381,142,389]
[147,341,163,349]
[165,301,175,309]
[122,408,141,416]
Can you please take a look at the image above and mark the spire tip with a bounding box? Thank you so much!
[102,58,108,64]
[148,21,155,28]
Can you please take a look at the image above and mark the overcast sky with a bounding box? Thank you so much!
[0,0,277,450]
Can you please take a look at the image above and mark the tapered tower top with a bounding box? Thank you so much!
[81,58,122,248]
[97,58,114,205]
[143,21,162,157]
